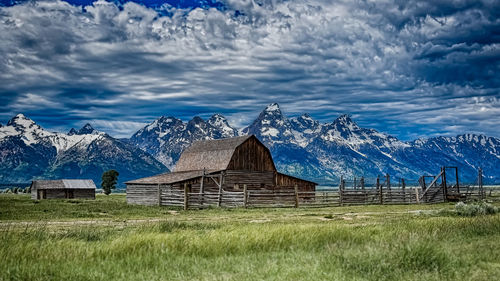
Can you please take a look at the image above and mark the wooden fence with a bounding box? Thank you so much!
[158,184,489,209]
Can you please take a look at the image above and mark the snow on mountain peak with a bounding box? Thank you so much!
[7,113,37,128]
[144,116,179,133]
[300,113,313,122]
[265,103,281,113]
[0,114,106,153]
[334,114,358,128]
[208,114,236,137]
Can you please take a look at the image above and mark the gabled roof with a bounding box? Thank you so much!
[174,135,253,172]
[31,179,96,189]
[126,170,220,185]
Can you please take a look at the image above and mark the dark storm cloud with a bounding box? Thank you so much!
[0,0,499,139]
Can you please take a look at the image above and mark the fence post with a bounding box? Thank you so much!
[478,168,484,199]
[415,187,420,204]
[360,177,365,190]
[402,178,406,203]
[157,183,161,206]
[294,184,299,208]
[217,172,223,207]
[442,166,448,202]
[184,183,189,210]
[386,174,391,202]
[200,169,205,207]
[377,176,382,204]
[243,184,248,208]
[339,176,344,206]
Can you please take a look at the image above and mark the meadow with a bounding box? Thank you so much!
[1,194,499,281]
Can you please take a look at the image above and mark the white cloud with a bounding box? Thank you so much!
[0,0,498,139]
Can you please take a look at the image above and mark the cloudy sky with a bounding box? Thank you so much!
[0,0,499,139]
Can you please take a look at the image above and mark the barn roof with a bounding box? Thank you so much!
[125,170,220,185]
[174,135,253,172]
[31,179,96,189]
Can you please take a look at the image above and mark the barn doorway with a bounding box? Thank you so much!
[65,190,74,199]
[37,190,46,199]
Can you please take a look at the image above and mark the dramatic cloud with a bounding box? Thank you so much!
[0,0,499,139]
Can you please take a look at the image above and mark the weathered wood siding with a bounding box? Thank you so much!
[31,187,37,200]
[31,188,95,199]
[127,184,159,205]
[224,170,276,190]
[73,189,95,199]
[45,190,67,199]
[126,170,317,207]
[227,137,275,171]
[166,171,277,193]
[276,173,315,192]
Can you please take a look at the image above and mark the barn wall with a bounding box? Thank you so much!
[163,171,277,194]
[167,171,311,193]
[227,137,275,172]
[126,184,159,206]
[45,189,67,199]
[224,170,275,190]
[276,174,316,192]
[73,189,95,199]
[31,186,37,200]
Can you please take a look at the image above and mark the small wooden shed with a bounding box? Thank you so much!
[31,179,96,200]
[126,135,317,206]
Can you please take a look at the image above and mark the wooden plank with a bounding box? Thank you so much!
[184,183,189,211]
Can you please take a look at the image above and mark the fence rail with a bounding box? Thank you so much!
[158,184,491,209]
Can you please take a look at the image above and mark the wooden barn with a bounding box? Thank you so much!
[126,135,316,206]
[31,179,96,200]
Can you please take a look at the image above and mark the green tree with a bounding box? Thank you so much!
[101,170,119,195]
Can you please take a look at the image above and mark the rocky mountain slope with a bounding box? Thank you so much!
[129,103,500,184]
[2,104,499,186]
[129,114,237,170]
[0,114,166,185]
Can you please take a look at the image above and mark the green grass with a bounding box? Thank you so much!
[1,194,499,280]
[0,194,173,221]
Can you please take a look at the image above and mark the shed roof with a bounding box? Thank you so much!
[32,179,96,190]
[174,135,253,172]
[126,170,220,185]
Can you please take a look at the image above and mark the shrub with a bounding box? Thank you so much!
[455,201,498,216]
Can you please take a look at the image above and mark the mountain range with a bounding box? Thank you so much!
[0,114,165,186]
[1,104,499,186]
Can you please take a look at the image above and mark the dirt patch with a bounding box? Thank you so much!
[249,219,272,223]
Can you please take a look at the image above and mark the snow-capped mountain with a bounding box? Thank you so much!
[129,103,500,184]
[241,103,296,146]
[0,114,166,185]
[129,114,237,169]
[2,104,500,185]
[289,113,323,147]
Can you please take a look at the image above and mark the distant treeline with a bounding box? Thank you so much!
[0,183,30,188]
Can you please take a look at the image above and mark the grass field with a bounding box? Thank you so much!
[1,194,499,281]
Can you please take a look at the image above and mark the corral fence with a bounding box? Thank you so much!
[159,168,490,209]
[161,185,341,209]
